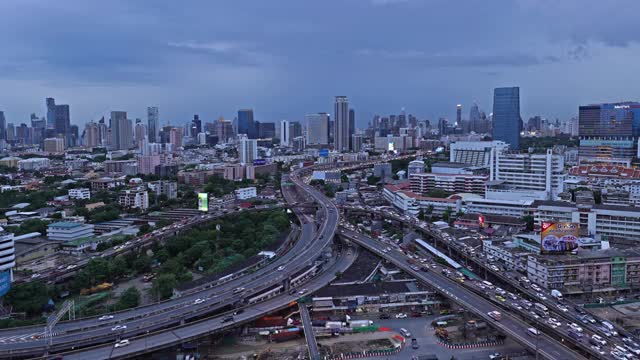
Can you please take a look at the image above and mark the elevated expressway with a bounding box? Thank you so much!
[0,166,346,359]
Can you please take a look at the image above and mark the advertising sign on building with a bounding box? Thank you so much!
[0,271,10,297]
[540,222,579,253]
[319,149,329,157]
[198,193,208,212]
[253,159,266,166]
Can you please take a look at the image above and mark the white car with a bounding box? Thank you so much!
[111,325,127,331]
[557,305,569,312]
[298,289,307,295]
[277,266,285,271]
[547,318,561,328]
[98,315,114,321]
[537,293,547,300]
[114,339,130,348]
[395,313,408,319]
[31,273,41,279]
[569,323,583,333]
[193,298,205,305]
[66,264,77,270]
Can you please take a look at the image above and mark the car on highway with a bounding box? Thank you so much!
[233,287,245,294]
[111,325,127,331]
[379,313,390,319]
[557,304,569,312]
[489,353,501,360]
[98,315,114,321]
[411,338,419,349]
[547,318,561,328]
[31,273,41,279]
[569,323,583,333]
[395,313,408,319]
[298,288,307,295]
[222,316,234,323]
[193,298,205,305]
[277,266,285,271]
[114,339,130,348]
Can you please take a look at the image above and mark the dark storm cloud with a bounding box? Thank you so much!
[0,0,640,125]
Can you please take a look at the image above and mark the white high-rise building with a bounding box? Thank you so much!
[306,113,329,145]
[280,120,290,146]
[488,148,566,201]
[334,96,350,152]
[239,135,258,165]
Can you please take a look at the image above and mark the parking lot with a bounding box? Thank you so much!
[350,315,530,360]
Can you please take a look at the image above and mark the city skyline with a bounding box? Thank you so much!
[2,1,640,125]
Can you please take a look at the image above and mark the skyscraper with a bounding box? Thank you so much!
[111,111,132,150]
[53,104,71,147]
[169,127,183,148]
[147,106,159,143]
[578,102,640,165]
[191,114,201,138]
[469,103,481,133]
[334,96,350,152]
[305,113,329,145]
[84,121,100,148]
[456,104,462,126]
[238,135,258,165]
[237,109,256,139]
[280,120,290,146]
[0,111,5,141]
[46,98,56,127]
[492,87,521,149]
[134,120,146,148]
[349,109,355,150]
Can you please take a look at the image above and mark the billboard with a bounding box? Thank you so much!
[541,222,579,253]
[253,159,266,166]
[0,271,10,297]
[319,149,329,158]
[198,193,208,212]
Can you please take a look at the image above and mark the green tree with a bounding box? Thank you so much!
[5,282,51,316]
[521,215,535,231]
[442,208,453,224]
[367,175,380,185]
[117,287,140,310]
[151,273,177,300]
[14,219,49,235]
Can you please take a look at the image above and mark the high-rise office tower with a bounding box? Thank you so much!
[289,121,302,139]
[215,118,234,144]
[53,104,70,146]
[191,114,201,138]
[492,87,521,149]
[257,122,276,138]
[46,97,56,127]
[134,120,146,148]
[147,106,159,143]
[111,111,132,150]
[456,104,462,126]
[5,123,14,142]
[169,127,183,148]
[305,113,330,145]
[578,102,640,165]
[0,111,5,141]
[349,109,355,150]
[84,121,100,148]
[334,96,350,152]
[469,103,480,133]
[280,120,290,145]
[238,135,258,165]
[97,117,108,146]
[237,109,256,139]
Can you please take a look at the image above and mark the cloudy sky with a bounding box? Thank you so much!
[1,0,640,127]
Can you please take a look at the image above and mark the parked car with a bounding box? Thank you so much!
[395,313,408,319]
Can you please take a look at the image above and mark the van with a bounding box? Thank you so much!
[527,328,539,336]
[400,328,411,337]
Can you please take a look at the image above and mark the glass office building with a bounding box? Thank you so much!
[492,87,521,149]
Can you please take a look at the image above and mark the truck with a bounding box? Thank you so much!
[270,328,301,343]
[349,320,374,328]
[551,289,563,301]
[325,321,346,329]
[487,311,502,321]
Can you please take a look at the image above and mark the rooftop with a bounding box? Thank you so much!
[48,221,88,229]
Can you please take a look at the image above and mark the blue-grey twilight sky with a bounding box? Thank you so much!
[1,0,640,127]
